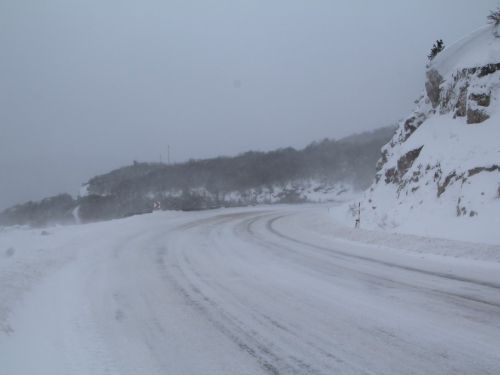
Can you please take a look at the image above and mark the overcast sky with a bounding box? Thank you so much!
[0,0,497,210]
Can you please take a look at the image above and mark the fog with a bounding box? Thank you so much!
[0,0,497,211]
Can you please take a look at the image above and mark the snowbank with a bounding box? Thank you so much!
[327,202,500,260]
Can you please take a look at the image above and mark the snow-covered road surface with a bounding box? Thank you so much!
[1,205,499,374]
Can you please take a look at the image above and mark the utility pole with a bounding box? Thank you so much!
[168,145,171,165]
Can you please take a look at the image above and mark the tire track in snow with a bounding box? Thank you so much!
[156,213,302,375]
[237,211,500,373]
[265,214,500,293]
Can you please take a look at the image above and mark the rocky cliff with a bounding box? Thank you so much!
[357,26,500,244]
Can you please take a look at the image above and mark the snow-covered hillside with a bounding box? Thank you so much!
[348,25,500,245]
[79,179,360,207]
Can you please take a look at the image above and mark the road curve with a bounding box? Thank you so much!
[1,207,499,374]
[159,209,500,374]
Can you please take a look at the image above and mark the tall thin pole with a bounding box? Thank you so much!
[355,202,361,229]
[168,145,170,165]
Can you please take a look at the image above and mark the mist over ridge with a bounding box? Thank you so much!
[0,126,395,227]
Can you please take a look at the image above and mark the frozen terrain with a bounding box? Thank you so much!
[356,25,500,245]
[1,204,499,374]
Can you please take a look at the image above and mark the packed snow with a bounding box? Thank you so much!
[1,205,499,374]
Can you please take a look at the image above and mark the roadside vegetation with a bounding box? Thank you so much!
[0,126,395,226]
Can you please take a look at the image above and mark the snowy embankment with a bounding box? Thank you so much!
[350,114,500,245]
[349,25,500,245]
[325,201,500,261]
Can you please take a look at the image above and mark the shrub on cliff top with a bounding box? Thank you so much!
[487,5,500,28]
[428,39,444,61]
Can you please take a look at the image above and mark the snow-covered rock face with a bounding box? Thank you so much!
[437,63,500,123]
[359,26,500,243]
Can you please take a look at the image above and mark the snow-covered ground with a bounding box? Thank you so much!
[354,25,500,247]
[331,191,500,248]
[1,204,499,374]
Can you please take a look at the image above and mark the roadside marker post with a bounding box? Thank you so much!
[355,202,360,229]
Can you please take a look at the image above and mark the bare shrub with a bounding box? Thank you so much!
[348,202,357,217]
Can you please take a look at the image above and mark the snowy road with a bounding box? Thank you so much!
[1,206,499,374]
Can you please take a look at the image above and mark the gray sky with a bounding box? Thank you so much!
[0,0,497,210]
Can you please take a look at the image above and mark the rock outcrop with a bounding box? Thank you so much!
[355,26,500,238]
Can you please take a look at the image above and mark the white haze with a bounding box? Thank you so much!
[0,0,497,211]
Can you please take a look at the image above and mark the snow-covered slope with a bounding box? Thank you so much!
[352,25,500,244]
[79,179,358,205]
[174,180,359,206]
